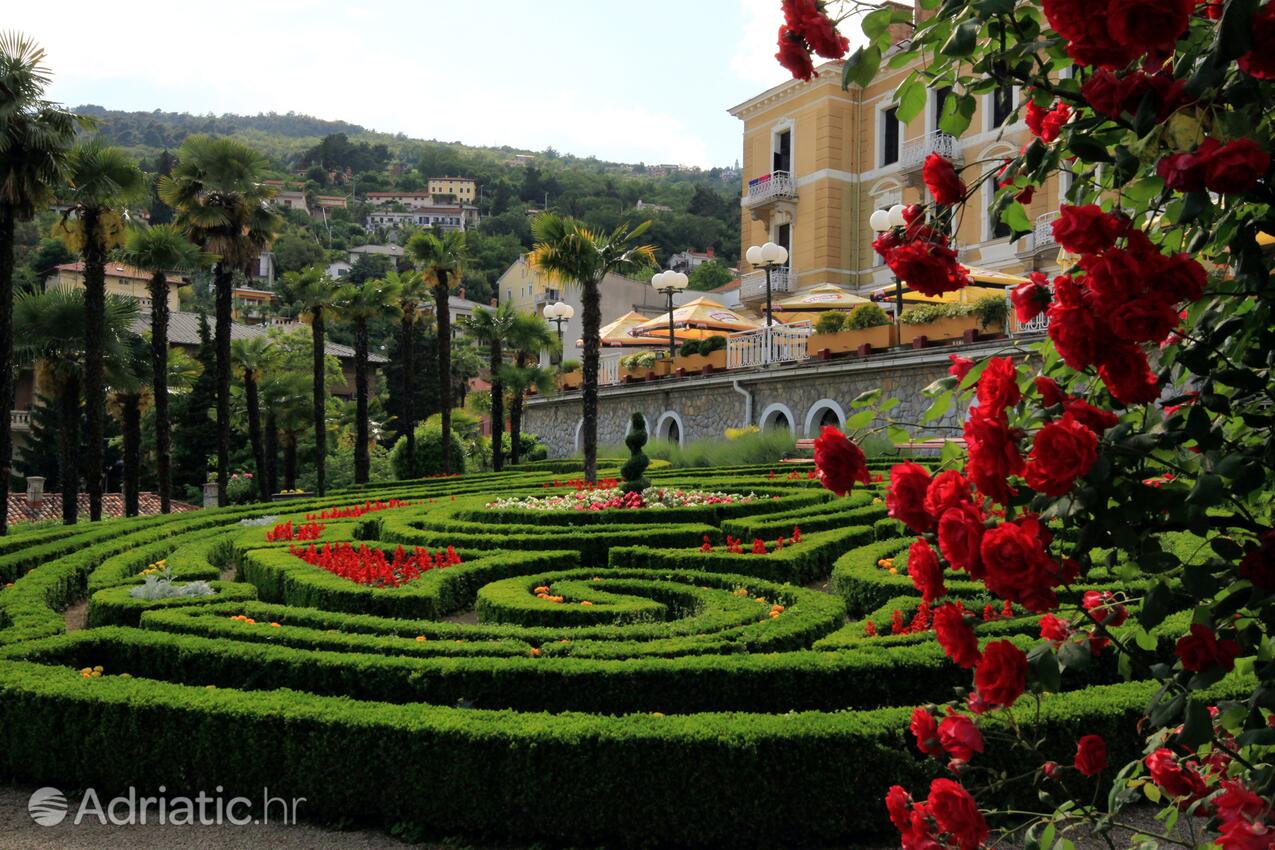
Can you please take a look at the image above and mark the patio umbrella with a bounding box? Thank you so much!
[589,311,668,348]
[773,283,871,311]
[631,296,761,341]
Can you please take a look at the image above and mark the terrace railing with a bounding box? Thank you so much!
[727,321,814,370]
[743,170,796,207]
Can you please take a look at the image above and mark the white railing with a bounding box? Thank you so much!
[599,354,623,386]
[900,131,961,170]
[10,410,31,430]
[1017,211,1060,256]
[739,267,792,302]
[1006,288,1052,336]
[727,321,814,369]
[744,170,796,206]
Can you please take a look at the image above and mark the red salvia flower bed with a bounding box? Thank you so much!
[266,521,326,542]
[289,542,462,587]
[305,498,412,521]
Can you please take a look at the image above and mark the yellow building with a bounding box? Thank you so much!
[728,4,1062,309]
[50,262,184,312]
[427,177,478,202]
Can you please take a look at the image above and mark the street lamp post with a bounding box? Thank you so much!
[542,301,574,365]
[869,204,909,332]
[651,270,689,362]
[744,241,789,328]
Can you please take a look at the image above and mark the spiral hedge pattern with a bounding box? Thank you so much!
[0,460,1225,847]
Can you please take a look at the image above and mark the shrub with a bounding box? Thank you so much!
[970,293,1008,329]
[814,312,847,334]
[700,335,726,354]
[389,423,466,479]
[619,350,657,370]
[679,339,702,356]
[846,302,890,329]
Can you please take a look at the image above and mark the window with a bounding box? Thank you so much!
[992,85,1014,128]
[989,210,1011,240]
[773,129,792,174]
[934,87,952,130]
[775,223,791,267]
[881,107,900,166]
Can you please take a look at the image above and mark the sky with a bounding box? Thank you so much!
[9,0,806,168]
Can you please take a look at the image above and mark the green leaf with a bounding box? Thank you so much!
[896,78,927,123]
[941,20,979,57]
[940,439,964,465]
[1004,201,1031,233]
[851,388,882,408]
[1186,473,1223,507]
[938,93,976,137]
[922,393,952,423]
[1139,582,1175,629]
[862,7,893,40]
[879,397,901,414]
[843,44,882,89]
[1068,136,1113,163]
[1028,645,1062,692]
[1176,700,1212,748]
[845,408,876,430]
[888,425,912,445]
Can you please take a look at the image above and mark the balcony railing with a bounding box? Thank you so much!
[726,321,813,370]
[743,170,796,207]
[900,131,961,171]
[1016,211,1060,258]
[1006,283,1052,336]
[600,353,623,386]
[739,267,792,302]
[10,410,31,430]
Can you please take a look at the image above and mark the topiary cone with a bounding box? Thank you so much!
[620,412,650,494]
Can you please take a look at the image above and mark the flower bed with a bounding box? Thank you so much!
[288,542,461,587]
[486,486,765,512]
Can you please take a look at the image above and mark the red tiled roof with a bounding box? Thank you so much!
[6,493,197,524]
[712,278,743,292]
[54,262,184,286]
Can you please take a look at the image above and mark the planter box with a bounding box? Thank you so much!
[559,369,582,391]
[672,349,728,374]
[271,491,314,502]
[807,325,896,357]
[900,316,1003,347]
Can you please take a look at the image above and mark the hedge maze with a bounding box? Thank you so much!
[0,461,1228,847]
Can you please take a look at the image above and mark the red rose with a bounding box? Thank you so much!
[979,516,1060,612]
[1023,414,1098,496]
[1048,302,1101,371]
[908,539,946,604]
[938,503,986,577]
[813,426,870,496]
[1239,530,1275,591]
[1041,102,1071,142]
[1096,342,1160,404]
[976,356,1021,417]
[927,779,988,850]
[1107,295,1180,344]
[872,228,902,260]
[1156,252,1207,303]
[973,640,1028,708]
[796,10,849,59]
[1214,779,1267,823]
[923,153,966,205]
[1217,820,1274,850]
[1052,204,1125,254]
[948,353,974,382]
[1108,0,1192,54]
[1201,0,1224,21]
[1175,624,1241,672]
[1034,376,1066,407]
[1040,612,1071,646]
[911,706,944,757]
[1060,396,1119,434]
[888,463,934,533]
[886,241,971,297]
[1081,69,1131,118]
[1203,138,1271,195]
[1156,138,1219,192]
[1238,2,1275,80]
[963,408,1023,505]
[938,713,985,762]
[775,26,815,81]
[1011,275,1052,323]
[1074,734,1108,776]
[885,785,914,835]
[934,602,982,668]
[925,469,972,517]
[1145,748,1208,801]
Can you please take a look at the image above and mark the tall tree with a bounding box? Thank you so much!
[278,266,342,495]
[529,215,655,482]
[12,286,137,523]
[460,301,515,471]
[406,230,467,475]
[54,139,146,521]
[231,336,272,501]
[501,311,555,465]
[115,223,209,513]
[0,31,79,534]
[335,276,401,484]
[158,135,281,506]
[389,269,428,468]
[105,334,150,517]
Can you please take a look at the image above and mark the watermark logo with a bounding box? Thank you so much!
[27,787,69,827]
[25,786,304,827]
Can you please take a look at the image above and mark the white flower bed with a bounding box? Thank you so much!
[485,487,766,512]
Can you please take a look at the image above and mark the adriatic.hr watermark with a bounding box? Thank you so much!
[27,785,305,827]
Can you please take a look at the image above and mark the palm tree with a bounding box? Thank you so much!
[105,334,150,517]
[0,31,80,534]
[158,135,281,506]
[451,338,483,410]
[12,286,137,523]
[460,301,515,471]
[502,311,556,466]
[115,223,210,513]
[389,269,428,466]
[529,215,655,482]
[55,139,147,521]
[231,336,272,501]
[260,369,310,492]
[278,266,342,496]
[335,275,401,484]
[406,230,467,475]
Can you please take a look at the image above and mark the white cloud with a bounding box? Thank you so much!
[730,0,791,90]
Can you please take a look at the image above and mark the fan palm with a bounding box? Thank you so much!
[502,311,556,466]
[115,223,211,513]
[389,268,428,466]
[278,266,342,495]
[406,230,467,475]
[0,31,80,533]
[260,369,310,492]
[54,138,147,521]
[12,286,138,524]
[158,135,281,506]
[104,334,150,517]
[335,275,401,484]
[528,215,655,481]
[231,336,272,501]
[460,301,515,471]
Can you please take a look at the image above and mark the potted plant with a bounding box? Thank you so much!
[558,358,582,390]
[673,335,729,373]
[619,350,659,381]
[807,304,896,356]
[898,295,1006,346]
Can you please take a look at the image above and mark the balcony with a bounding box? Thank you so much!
[900,131,962,172]
[1016,211,1060,262]
[743,170,796,208]
[10,410,31,431]
[739,267,792,303]
[726,321,814,370]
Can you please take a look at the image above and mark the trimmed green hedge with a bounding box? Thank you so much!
[87,581,257,628]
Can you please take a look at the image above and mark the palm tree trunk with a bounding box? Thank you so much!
[311,307,326,496]
[148,271,172,513]
[122,394,141,517]
[510,352,526,465]
[283,434,297,490]
[353,318,370,484]
[214,263,233,507]
[400,311,416,473]
[58,373,81,525]
[0,208,15,535]
[434,274,452,474]
[581,276,602,483]
[82,207,106,522]
[244,370,266,501]
[264,410,278,497]
[490,335,504,472]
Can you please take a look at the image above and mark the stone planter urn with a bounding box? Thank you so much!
[202,482,220,508]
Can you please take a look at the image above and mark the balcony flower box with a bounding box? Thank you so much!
[897,296,1008,347]
[899,315,1004,346]
[807,325,896,357]
[673,349,729,374]
[559,369,582,390]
